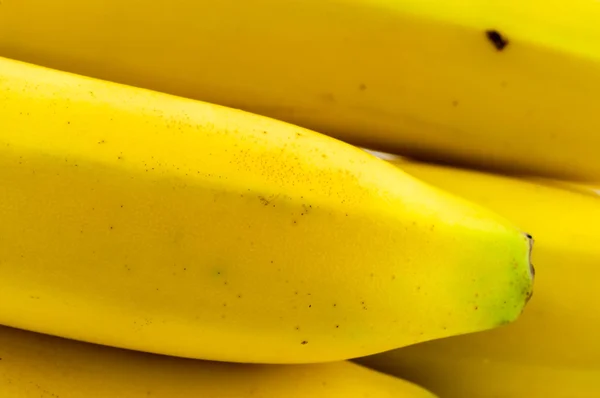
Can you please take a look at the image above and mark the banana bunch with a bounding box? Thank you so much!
[356,156,600,397]
[1,0,599,396]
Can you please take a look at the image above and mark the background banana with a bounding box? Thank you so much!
[357,155,600,396]
[0,57,534,364]
[536,180,600,198]
[358,343,600,398]
[0,325,437,398]
[1,0,599,180]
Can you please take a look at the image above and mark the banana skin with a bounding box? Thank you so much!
[0,57,534,364]
[1,0,600,180]
[0,325,437,398]
[358,345,600,398]
[357,156,600,396]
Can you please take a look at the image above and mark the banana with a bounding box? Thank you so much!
[536,180,600,198]
[0,57,534,364]
[1,0,599,180]
[0,325,437,398]
[357,343,600,398]
[356,156,600,396]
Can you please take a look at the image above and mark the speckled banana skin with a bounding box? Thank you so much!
[0,57,533,364]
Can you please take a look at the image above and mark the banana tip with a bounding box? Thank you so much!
[524,232,535,305]
[524,233,535,280]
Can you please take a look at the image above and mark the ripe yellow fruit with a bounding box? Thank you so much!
[357,156,600,396]
[0,325,437,398]
[358,343,600,398]
[1,0,599,179]
[0,57,534,363]
[536,180,600,199]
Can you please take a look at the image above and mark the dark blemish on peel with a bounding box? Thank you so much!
[335,325,339,328]
[320,93,336,102]
[486,30,509,51]
[359,83,367,91]
[308,304,312,308]
[237,294,242,299]
[452,100,459,107]
[98,140,105,144]
[295,326,300,330]
[333,303,337,307]
[301,340,308,345]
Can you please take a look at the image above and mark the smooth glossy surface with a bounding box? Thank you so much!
[0,57,533,363]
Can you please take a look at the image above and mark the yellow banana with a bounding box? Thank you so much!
[357,344,600,398]
[1,0,599,180]
[356,156,600,396]
[0,325,437,398]
[0,57,534,364]
[536,179,600,198]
